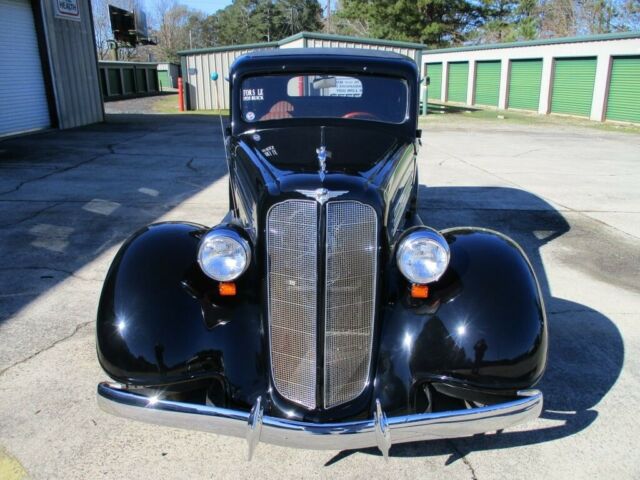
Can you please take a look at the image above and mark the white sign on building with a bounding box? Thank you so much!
[54,0,81,21]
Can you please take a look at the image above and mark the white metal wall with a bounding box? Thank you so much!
[0,0,50,137]
[184,47,275,110]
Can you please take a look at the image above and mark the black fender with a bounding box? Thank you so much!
[96,222,266,410]
[374,227,548,415]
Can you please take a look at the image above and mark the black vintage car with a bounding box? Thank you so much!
[97,49,547,459]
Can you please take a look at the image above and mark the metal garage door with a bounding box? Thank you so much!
[0,0,50,137]
[606,56,640,123]
[508,59,542,111]
[551,57,597,117]
[447,62,468,103]
[426,62,442,100]
[475,60,501,106]
[158,70,171,91]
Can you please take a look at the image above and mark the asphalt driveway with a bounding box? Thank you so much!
[0,112,638,479]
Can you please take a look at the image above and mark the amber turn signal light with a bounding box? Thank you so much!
[411,284,429,299]
[219,282,237,296]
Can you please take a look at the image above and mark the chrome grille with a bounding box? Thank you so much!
[324,201,378,408]
[267,200,318,409]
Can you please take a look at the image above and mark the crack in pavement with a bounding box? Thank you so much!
[446,440,478,480]
[0,266,102,282]
[0,128,163,197]
[0,202,62,228]
[185,157,199,172]
[0,153,107,196]
[0,320,92,377]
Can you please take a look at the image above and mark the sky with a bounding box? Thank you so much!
[179,0,233,15]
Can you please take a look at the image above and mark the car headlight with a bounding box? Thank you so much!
[396,228,450,284]
[198,229,251,281]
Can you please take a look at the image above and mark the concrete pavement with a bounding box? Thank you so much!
[0,113,638,479]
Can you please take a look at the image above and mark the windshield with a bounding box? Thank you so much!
[240,74,409,124]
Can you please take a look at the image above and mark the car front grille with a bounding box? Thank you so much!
[267,200,318,409]
[266,199,378,410]
[324,201,378,408]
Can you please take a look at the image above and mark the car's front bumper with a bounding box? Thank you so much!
[97,382,542,460]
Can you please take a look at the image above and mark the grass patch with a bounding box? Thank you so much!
[151,94,229,115]
[421,102,640,134]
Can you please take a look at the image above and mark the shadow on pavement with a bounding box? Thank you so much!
[0,113,228,332]
[426,103,481,115]
[327,185,623,465]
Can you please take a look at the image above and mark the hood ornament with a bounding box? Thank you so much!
[316,126,331,181]
[296,188,347,204]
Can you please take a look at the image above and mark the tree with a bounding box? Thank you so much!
[211,0,323,45]
[476,0,519,42]
[153,0,192,61]
[335,0,482,47]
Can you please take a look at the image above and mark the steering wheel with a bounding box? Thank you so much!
[342,111,379,121]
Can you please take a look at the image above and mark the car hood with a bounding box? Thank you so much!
[237,125,407,176]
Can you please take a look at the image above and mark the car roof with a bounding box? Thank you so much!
[241,47,412,61]
[231,48,418,82]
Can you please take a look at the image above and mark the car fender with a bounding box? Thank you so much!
[374,227,547,415]
[96,222,267,409]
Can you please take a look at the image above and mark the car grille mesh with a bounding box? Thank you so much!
[267,199,377,410]
[267,200,318,409]
[324,202,378,408]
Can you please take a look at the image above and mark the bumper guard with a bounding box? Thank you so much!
[97,382,542,460]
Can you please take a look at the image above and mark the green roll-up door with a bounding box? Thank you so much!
[427,63,442,100]
[426,63,442,100]
[158,70,171,90]
[606,56,640,123]
[475,60,501,106]
[551,57,597,117]
[447,62,469,103]
[508,59,542,111]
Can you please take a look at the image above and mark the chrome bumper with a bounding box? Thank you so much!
[97,382,542,460]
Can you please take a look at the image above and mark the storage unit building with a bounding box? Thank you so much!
[0,0,103,138]
[157,63,180,90]
[605,56,640,123]
[99,61,160,100]
[179,32,424,111]
[421,32,640,123]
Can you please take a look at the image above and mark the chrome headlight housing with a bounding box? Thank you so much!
[198,228,251,281]
[396,228,450,284]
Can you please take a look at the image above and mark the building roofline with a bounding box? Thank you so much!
[281,31,426,49]
[424,31,640,54]
[178,41,279,56]
[98,60,160,66]
[179,31,425,56]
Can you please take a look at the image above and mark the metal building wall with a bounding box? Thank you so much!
[39,0,103,129]
[304,38,421,64]
[180,34,424,111]
[183,46,276,110]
